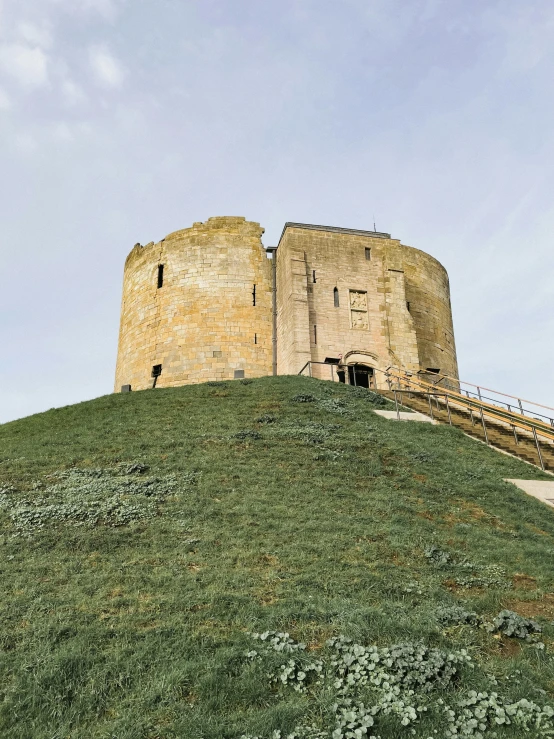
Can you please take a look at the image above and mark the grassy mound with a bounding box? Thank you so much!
[1,376,554,738]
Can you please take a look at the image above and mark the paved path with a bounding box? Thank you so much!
[505,479,554,508]
[374,410,435,423]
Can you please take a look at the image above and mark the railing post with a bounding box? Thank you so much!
[532,427,545,471]
[427,393,434,420]
[518,399,524,416]
[445,395,452,425]
[512,425,519,446]
[308,362,312,378]
[394,390,400,421]
[469,407,475,426]
[480,409,490,445]
[477,386,482,401]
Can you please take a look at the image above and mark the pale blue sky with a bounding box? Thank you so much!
[1,0,553,423]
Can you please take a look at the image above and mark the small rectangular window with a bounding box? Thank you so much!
[426,367,440,374]
[157,264,164,288]
[365,248,371,261]
[252,284,256,306]
[152,364,162,377]
[234,369,245,379]
[312,270,316,283]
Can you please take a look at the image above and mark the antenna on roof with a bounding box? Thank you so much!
[373,216,376,232]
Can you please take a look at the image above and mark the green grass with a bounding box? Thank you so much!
[1,375,554,738]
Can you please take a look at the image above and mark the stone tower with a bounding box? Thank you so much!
[275,223,458,385]
[115,217,458,391]
[114,217,273,391]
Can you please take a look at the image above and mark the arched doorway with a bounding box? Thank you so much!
[347,364,375,388]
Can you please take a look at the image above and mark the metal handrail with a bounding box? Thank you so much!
[410,368,554,427]
[380,367,553,470]
[426,369,554,412]
[383,367,554,440]
[298,360,553,470]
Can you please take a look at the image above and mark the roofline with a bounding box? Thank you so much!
[277,222,391,247]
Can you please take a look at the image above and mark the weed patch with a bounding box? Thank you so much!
[239,632,554,737]
[0,465,196,538]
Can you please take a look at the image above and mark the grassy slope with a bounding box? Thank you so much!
[0,375,553,738]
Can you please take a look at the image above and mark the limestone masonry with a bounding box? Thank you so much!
[115,216,458,391]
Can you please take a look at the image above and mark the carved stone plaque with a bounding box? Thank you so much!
[349,290,368,330]
[350,291,367,311]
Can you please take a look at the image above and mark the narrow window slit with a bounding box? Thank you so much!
[252,284,256,306]
[333,287,339,307]
[313,325,317,344]
[157,264,164,288]
[254,333,257,344]
[365,248,371,261]
[312,270,316,283]
[151,364,162,388]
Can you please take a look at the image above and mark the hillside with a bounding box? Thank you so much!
[1,376,554,739]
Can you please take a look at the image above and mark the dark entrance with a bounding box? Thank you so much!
[347,364,374,388]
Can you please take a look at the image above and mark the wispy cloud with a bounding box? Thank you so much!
[17,21,53,49]
[61,76,87,105]
[483,5,554,74]
[48,0,122,22]
[14,130,38,153]
[0,86,11,109]
[1,0,554,424]
[89,45,125,87]
[0,42,49,88]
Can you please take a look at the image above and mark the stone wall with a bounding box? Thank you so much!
[399,243,458,379]
[115,218,459,392]
[114,217,273,391]
[275,223,458,386]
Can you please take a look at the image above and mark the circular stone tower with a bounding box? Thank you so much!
[114,217,273,391]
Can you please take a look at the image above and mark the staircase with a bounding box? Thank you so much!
[377,370,554,473]
[298,361,554,473]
